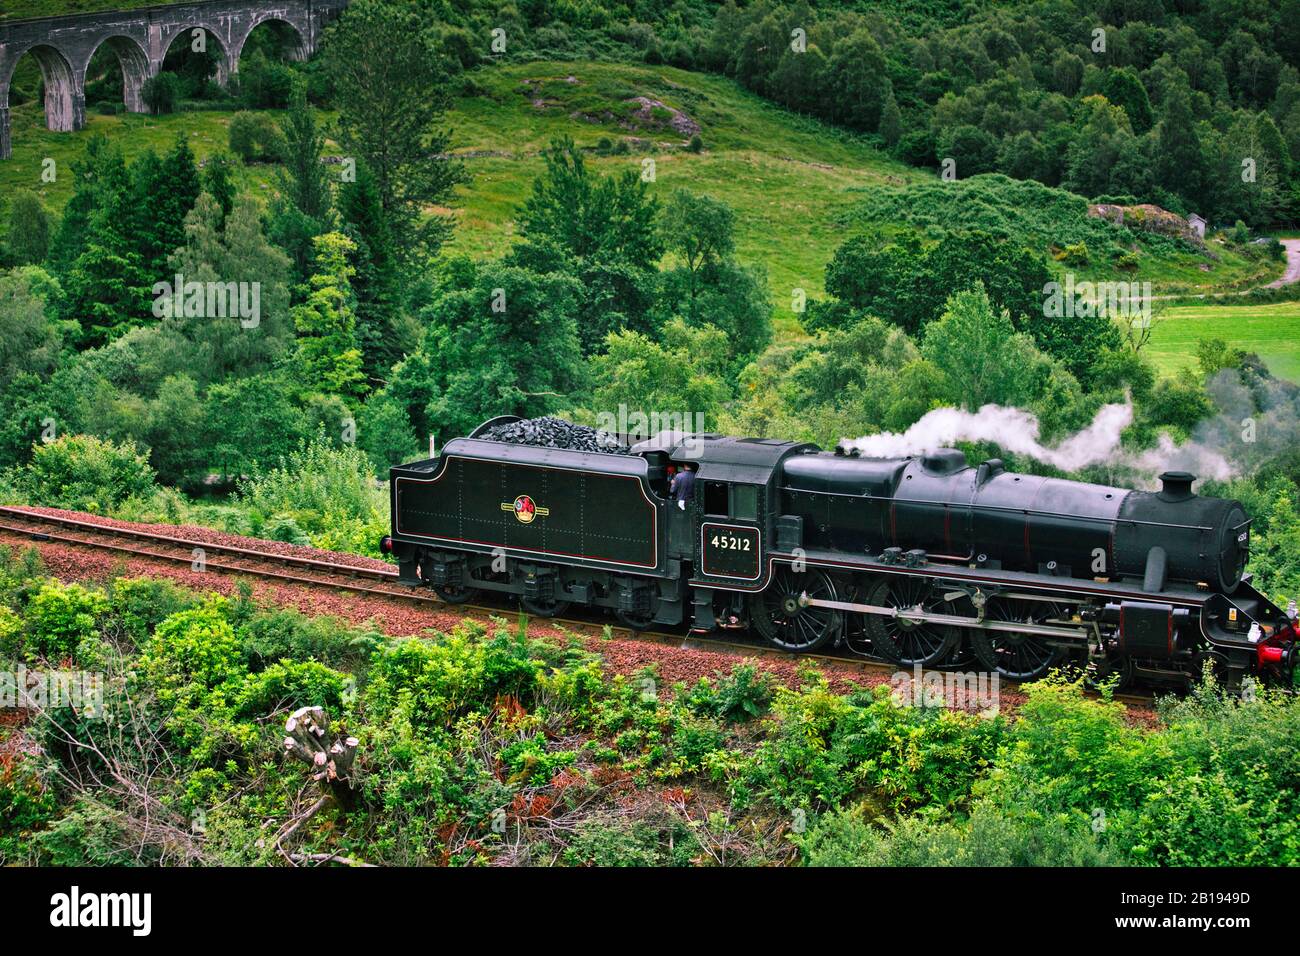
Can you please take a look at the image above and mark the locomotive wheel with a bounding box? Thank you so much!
[970,597,1066,681]
[862,577,961,667]
[433,583,480,604]
[750,568,842,652]
[843,585,873,657]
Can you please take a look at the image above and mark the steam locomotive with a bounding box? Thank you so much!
[381,417,1298,690]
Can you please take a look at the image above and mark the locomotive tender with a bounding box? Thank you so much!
[382,416,1298,689]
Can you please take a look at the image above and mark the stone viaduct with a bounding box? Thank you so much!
[0,0,349,159]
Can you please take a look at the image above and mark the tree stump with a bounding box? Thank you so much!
[283,706,359,812]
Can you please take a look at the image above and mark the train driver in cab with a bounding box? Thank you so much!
[669,462,696,510]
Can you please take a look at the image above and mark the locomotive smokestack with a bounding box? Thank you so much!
[1158,471,1196,502]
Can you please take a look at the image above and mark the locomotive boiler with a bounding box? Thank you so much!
[382,417,1298,690]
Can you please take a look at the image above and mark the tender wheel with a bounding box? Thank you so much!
[521,595,571,618]
[862,577,961,666]
[615,607,657,630]
[433,583,479,604]
[970,597,1066,681]
[750,567,842,652]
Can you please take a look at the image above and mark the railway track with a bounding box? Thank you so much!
[0,505,1153,703]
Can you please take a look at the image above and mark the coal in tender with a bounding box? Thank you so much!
[479,417,629,454]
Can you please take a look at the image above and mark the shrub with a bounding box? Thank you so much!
[235,53,294,109]
[739,681,1003,814]
[0,605,21,658]
[24,581,107,662]
[239,606,381,671]
[684,664,774,723]
[0,751,59,864]
[237,440,388,556]
[562,816,664,866]
[802,803,1119,866]
[228,111,286,163]
[233,659,350,718]
[1059,241,1089,267]
[137,602,242,695]
[104,577,198,649]
[362,625,543,733]
[142,73,181,114]
[17,435,156,512]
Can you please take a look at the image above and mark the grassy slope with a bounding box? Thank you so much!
[441,61,924,320]
[0,0,165,20]
[1146,301,1300,382]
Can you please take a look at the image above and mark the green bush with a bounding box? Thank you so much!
[24,581,107,662]
[17,435,156,512]
[137,601,243,695]
[362,625,544,733]
[0,750,59,864]
[141,73,181,114]
[228,111,287,163]
[802,803,1119,866]
[738,681,1003,815]
[233,659,350,718]
[237,440,390,556]
[104,577,198,649]
[240,606,381,671]
[0,605,22,659]
[683,663,774,723]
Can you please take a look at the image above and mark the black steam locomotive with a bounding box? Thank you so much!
[382,417,1298,689]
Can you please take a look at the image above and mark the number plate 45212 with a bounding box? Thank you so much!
[701,522,761,580]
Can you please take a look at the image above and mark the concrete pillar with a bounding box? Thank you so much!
[69,72,86,132]
[0,106,11,161]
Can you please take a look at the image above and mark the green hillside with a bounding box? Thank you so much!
[9,56,1277,325]
[2,59,924,317]
[441,61,923,309]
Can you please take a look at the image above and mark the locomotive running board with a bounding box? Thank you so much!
[797,593,1090,640]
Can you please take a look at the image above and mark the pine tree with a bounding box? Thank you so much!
[202,152,238,225]
[270,79,333,283]
[292,232,365,400]
[61,146,151,346]
[279,78,331,222]
[338,157,401,378]
[322,0,467,265]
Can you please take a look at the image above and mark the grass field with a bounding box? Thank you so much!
[1145,301,1300,382]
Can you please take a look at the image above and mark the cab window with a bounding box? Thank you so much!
[704,481,728,515]
[732,484,758,520]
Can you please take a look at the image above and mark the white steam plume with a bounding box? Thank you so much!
[839,402,1235,483]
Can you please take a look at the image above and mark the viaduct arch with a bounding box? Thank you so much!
[0,0,348,159]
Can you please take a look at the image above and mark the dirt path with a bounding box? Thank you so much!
[1149,237,1300,301]
[1265,238,1300,289]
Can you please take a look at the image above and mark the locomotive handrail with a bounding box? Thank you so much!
[781,485,1224,533]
